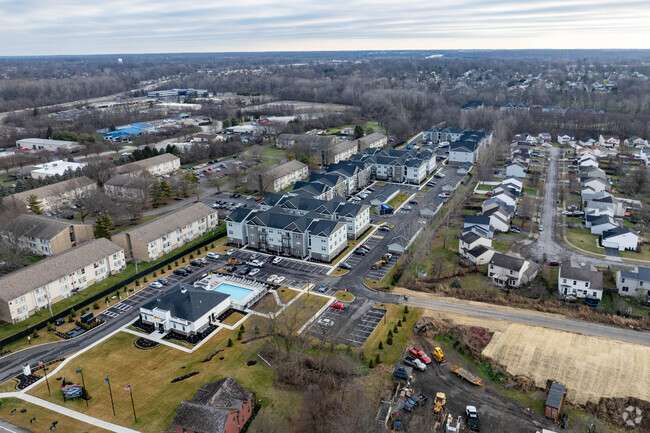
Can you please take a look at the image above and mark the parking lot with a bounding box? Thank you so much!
[365,253,400,280]
[231,250,330,276]
[306,301,386,348]
[341,234,384,268]
[100,283,166,319]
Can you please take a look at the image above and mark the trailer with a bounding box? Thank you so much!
[450,365,483,386]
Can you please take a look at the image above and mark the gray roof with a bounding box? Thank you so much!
[619,266,650,282]
[602,226,637,240]
[173,377,253,433]
[464,215,491,226]
[308,219,345,237]
[105,174,155,189]
[264,160,307,181]
[225,207,255,223]
[115,153,179,174]
[460,231,481,244]
[114,202,216,244]
[546,382,565,409]
[141,284,229,322]
[490,252,527,272]
[355,132,387,147]
[4,176,96,204]
[12,214,88,240]
[559,262,603,290]
[0,238,123,302]
[467,245,490,258]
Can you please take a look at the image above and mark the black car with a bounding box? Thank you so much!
[190,260,202,267]
[354,248,367,256]
[156,278,169,285]
[226,265,237,272]
[173,268,187,276]
[239,266,251,276]
[409,200,419,205]
[338,262,352,270]
[184,266,194,273]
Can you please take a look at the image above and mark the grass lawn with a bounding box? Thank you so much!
[363,305,422,365]
[252,294,281,314]
[325,121,380,136]
[281,293,329,327]
[566,227,605,254]
[221,312,246,326]
[0,397,110,433]
[277,287,299,304]
[333,291,355,303]
[329,268,349,276]
[386,191,412,209]
[260,157,278,168]
[493,238,515,253]
[436,273,495,293]
[523,187,538,196]
[111,212,169,236]
[261,147,287,157]
[476,183,495,191]
[27,311,311,433]
[620,244,650,262]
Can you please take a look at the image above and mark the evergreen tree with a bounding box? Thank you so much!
[46,126,53,139]
[353,125,364,139]
[93,214,113,239]
[27,194,44,214]
[450,278,462,289]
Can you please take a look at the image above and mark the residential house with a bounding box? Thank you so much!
[501,177,523,192]
[172,377,254,433]
[599,135,620,148]
[505,162,527,178]
[482,206,511,232]
[616,266,650,298]
[482,197,515,216]
[578,155,599,169]
[463,215,493,237]
[115,153,181,177]
[140,284,230,336]
[585,195,625,217]
[581,177,609,193]
[581,189,611,203]
[458,232,494,265]
[601,227,639,251]
[111,203,219,262]
[537,132,552,143]
[262,160,309,193]
[0,239,125,323]
[456,162,473,175]
[10,214,93,256]
[624,136,647,147]
[461,101,484,111]
[558,261,604,301]
[557,134,576,145]
[585,215,620,235]
[490,190,517,208]
[579,166,607,180]
[104,174,155,202]
[1,176,97,214]
[487,253,539,288]
[579,137,598,147]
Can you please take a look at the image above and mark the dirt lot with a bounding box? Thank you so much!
[395,334,577,433]
[482,323,650,405]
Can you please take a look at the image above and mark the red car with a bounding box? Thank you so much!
[485,192,493,197]
[409,347,431,364]
[254,197,263,201]
[331,301,345,310]
[359,244,371,251]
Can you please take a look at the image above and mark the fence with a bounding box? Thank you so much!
[0,226,226,349]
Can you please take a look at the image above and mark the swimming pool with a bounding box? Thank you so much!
[213,283,254,301]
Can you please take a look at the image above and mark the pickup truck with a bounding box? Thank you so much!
[465,405,481,431]
[404,393,428,412]
[409,347,432,364]
[403,355,426,371]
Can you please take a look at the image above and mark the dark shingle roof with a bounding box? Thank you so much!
[559,262,603,290]
[141,284,230,322]
[490,252,526,272]
[460,231,481,244]
[467,245,490,258]
[193,377,253,410]
[546,382,565,409]
[602,227,637,239]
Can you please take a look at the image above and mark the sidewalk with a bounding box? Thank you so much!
[0,392,141,433]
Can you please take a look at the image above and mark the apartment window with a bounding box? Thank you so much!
[562,279,567,284]
[572,280,576,285]
[585,282,589,288]
[621,277,625,283]
[622,286,629,292]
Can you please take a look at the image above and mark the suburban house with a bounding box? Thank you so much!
[111,203,219,262]
[557,134,576,145]
[458,232,494,264]
[599,135,620,148]
[488,253,539,288]
[463,215,493,239]
[601,227,639,251]
[581,177,609,194]
[1,176,97,214]
[115,153,181,177]
[172,377,254,433]
[16,138,84,153]
[616,266,650,298]
[482,206,511,232]
[10,214,93,256]
[585,215,620,235]
[31,160,86,179]
[624,136,647,147]
[558,261,604,301]
[501,177,523,192]
[579,166,607,180]
[537,132,552,143]
[140,284,230,336]
[262,160,309,193]
[584,195,625,217]
[490,190,517,208]
[505,162,527,178]
[456,162,473,175]
[0,239,125,323]
[104,174,156,202]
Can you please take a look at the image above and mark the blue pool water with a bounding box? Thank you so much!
[213,283,253,301]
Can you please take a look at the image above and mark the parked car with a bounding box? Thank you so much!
[465,406,481,431]
[250,253,259,260]
[206,252,220,260]
[317,284,328,293]
[148,282,163,289]
[317,318,334,327]
[248,268,261,277]
[247,259,265,268]
[238,267,251,276]
[539,225,544,231]
[156,278,169,285]
[190,260,202,267]
[184,266,193,273]
[354,248,367,256]
[226,265,237,272]
[403,355,426,371]
[378,225,391,232]
[254,196,263,201]
[272,256,283,265]
[404,393,428,412]
[409,200,418,205]
[549,261,561,267]
[331,301,345,310]
[267,274,278,282]
[510,226,521,234]
[338,262,352,270]
[267,255,277,263]
[409,347,431,364]
[273,276,285,284]
[226,248,237,256]
[434,172,445,178]
[173,268,187,276]
[359,244,371,251]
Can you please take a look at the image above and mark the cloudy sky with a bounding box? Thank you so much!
[1,0,648,56]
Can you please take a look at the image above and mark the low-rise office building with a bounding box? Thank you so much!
[31,160,86,179]
[112,203,218,262]
[11,214,93,256]
[16,138,84,153]
[0,239,125,323]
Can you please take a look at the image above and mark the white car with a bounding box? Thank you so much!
[272,257,283,265]
[148,282,163,289]
[318,318,334,327]
[248,268,261,277]
[438,193,449,198]
[247,260,264,268]
[250,253,259,260]
[273,276,285,284]
[226,248,237,256]
[267,274,278,282]
[206,252,220,260]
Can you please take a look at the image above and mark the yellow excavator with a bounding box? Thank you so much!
[432,346,447,364]
[227,258,240,265]
[433,392,446,414]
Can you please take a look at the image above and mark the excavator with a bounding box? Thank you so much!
[432,346,447,364]
[227,258,240,265]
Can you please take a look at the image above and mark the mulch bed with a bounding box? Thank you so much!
[241,334,270,344]
[163,324,217,345]
[15,374,42,390]
[130,319,155,334]
[217,308,247,323]
[134,337,159,350]
[202,349,224,363]
[171,371,199,383]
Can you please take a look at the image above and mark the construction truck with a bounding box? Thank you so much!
[228,258,240,265]
[432,347,447,364]
[433,392,446,414]
[445,414,462,433]
[371,260,385,270]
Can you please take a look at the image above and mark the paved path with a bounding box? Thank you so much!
[0,392,140,433]
[0,419,32,433]
[404,296,650,345]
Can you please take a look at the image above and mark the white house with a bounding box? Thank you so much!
[505,162,527,178]
[482,206,511,232]
[488,253,539,288]
[140,285,231,336]
[558,261,604,301]
[602,227,639,251]
[616,266,650,298]
[501,177,523,192]
[581,177,609,193]
[490,190,517,208]
[578,157,599,169]
[586,215,620,235]
[599,135,620,148]
[459,232,492,256]
[557,134,576,145]
[464,245,495,265]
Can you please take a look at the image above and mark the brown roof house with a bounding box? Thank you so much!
[172,377,254,433]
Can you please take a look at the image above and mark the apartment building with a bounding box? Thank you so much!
[10,214,93,256]
[262,160,309,193]
[351,147,436,184]
[352,132,388,152]
[115,153,181,177]
[104,174,155,202]
[2,176,97,214]
[0,239,125,323]
[111,203,218,262]
[423,127,492,164]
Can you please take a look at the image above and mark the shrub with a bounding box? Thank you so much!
[237,330,242,340]
[70,308,76,317]
[93,302,100,310]
[368,359,375,368]
[32,330,39,339]
[182,257,186,263]
[168,264,172,270]
[227,338,233,347]
[387,329,393,338]
[378,341,383,350]
[397,319,402,327]
[68,314,74,323]
[239,324,245,333]
[152,271,157,278]
[404,306,409,314]
[105,297,109,303]
[450,278,462,289]
[175,261,179,266]
[204,246,208,252]
[211,242,215,248]
[189,253,194,260]
[402,314,407,322]
[375,354,381,364]
[143,277,148,283]
[47,322,54,331]
[135,279,140,287]
[393,324,398,334]
[387,335,393,345]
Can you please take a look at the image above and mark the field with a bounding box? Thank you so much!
[566,227,605,254]
[482,323,650,404]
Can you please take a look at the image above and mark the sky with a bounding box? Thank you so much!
[0,0,648,56]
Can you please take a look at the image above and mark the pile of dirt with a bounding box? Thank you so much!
[414,316,493,358]
[584,397,649,432]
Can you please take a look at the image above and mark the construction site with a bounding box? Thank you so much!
[376,314,649,433]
